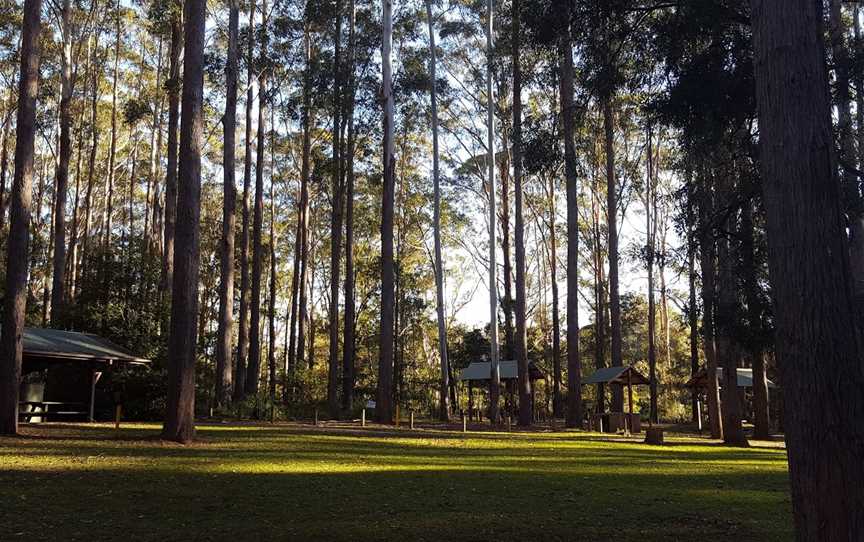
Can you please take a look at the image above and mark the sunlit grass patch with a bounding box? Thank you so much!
[0,422,792,541]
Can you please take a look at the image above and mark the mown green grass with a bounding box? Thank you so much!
[0,422,792,541]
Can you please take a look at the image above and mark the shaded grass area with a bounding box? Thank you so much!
[0,422,792,541]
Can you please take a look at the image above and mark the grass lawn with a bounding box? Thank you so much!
[0,422,792,541]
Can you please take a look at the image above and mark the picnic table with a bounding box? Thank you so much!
[19,401,87,422]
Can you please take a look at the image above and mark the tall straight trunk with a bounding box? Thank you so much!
[81,33,101,279]
[216,0,239,409]
[104,6,121,251]
[512,0,529,427]
[424,0,448,421]
[377,0,395,424]
[698,182,723,440]
[286,189,301,396]
[247,0,267,396]
[715,173,747,447]
[753,3,864,536]
[592,141,607,414]
[341,0,357,414]
[234,0,256,401]
[68,36,94,302]
[558,10,582,428]
[162,0,205,444]
[549,174,562,418]
[686,175,699,422]
[604,97,623,413]
[327,0,344,418]
[296,26,312,376]
[855,5,864,171]
[741,200,769,439]
[145,38,164,255]
[645,125,658,424]
[828,0,864,316]
[50,0,73,323]
[500,134,514,362]
[161,3,182,293]
[484,0,501,425]
[267,121,277,405]
[0,0,41,435]
[0,107,10,233]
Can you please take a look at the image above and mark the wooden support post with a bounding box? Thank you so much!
[361,408,366,427]
[627,371,634,435]
[468,381,474,421]
[89,370,101,422]
[696,397,703,432]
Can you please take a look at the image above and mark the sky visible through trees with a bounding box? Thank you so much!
[0,0,862,537]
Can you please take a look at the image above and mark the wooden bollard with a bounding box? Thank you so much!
[361,408,366,427]
[410,411,414,430]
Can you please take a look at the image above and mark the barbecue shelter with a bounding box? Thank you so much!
[583,365,649,433]
[18,328,150,422]
[684,367,777,390]
[458,360,545,421]
[685,367,777,431]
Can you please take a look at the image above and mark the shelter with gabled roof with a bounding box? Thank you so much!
[17,328,150,423]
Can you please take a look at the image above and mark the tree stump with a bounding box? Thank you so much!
[645,427,664,445]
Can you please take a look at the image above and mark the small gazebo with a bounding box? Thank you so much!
[583,365,649,432]
[458,359,545,421]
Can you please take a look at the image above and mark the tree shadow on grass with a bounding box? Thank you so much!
[0,461,792,542]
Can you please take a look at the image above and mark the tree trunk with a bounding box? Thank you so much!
[484,0,501,425]
[740,200,769,439]
[162,0,205,444]
[247,0,268,397]
[296,26,312,377]
[145,38,164,256]
[558,8,582,429]
[751,351,770,439]
[603,97,623,413]
[267,115,277,406]
[50,0,73,324]
[549,174,562,418]
[686,174,700,423]
[327,0,344,418]
[511,0,530,427]
[161,3,182,294]
[500,131,514,363]
[752,2,864,536]
[80,31,101,282]
[714,178,747,447]
[646,125,658,424]
[234,0,256,402]
[591,136,607,414]
[103,6,121,254]
[377,0,395,424]
[698,181,723,440]
[425,0,449,422]
[216,0,239,409]
[0,0,41,435]
[0,106,10,234]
